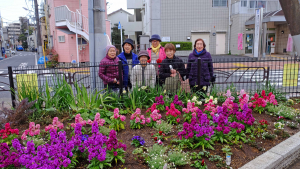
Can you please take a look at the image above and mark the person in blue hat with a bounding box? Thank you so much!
[117,38,139,90]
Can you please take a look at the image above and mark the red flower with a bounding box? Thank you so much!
[201,159,205,166]
[163,133,166,136]
[159,131,163,135]
[154,137,157,141]
[147,60,151,63]
[156,59,162,63]
[151,133,154,136]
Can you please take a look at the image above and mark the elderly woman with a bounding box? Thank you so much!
[159,43,187,83]
[147,34,166,85]
[99,45,122,91]
[117,39,139,90]
[187,38,214,94]
[131,50,156,89]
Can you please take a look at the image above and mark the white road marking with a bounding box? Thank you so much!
[0,71,3,74]
[0,86,4,88]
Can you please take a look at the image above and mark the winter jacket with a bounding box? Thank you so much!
[117,52,139,87]
[147,46,166,63]
[131,64,156,89]
[159,55,187,83]
[187,49,213,86]
[98,55,121,85]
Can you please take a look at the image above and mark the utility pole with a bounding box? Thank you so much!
[44,0,52,49]
[34,0,42,57]
[89,0,107,90]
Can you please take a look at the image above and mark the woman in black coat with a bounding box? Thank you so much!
[159,43,187,84]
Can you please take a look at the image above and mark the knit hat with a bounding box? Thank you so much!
[149,34,161,42]
[105,45,116,55]
[138,50,150,60]
[122,39,134,50]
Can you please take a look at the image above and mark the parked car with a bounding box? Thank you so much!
[31,47,37,52]
[16,46,23,51]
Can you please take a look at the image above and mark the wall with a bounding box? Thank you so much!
[108,11,132,35]
[143,0,151,35]
[275,24,292,55]
[56,29,71,62]
[230,13,253,55]
[159,0,229,54]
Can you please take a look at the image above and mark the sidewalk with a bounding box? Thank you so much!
[0,98,12,109]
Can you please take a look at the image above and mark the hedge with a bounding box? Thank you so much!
[160,42,192,51]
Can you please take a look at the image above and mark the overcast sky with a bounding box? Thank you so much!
[0,0,133,26]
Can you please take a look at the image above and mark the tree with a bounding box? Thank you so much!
[18,34,27,43]
[279,0,300,55]
[22,41,28,50]
[111,23,125,45]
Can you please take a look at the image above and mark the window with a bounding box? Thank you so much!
[135,9,142,21]
[250,1,266,8]
[58,35,65,42]
[241,0,247,7]
[213,0,228,7]
[78,37,87,45]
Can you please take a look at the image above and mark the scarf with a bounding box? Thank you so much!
[124,52,132,60]
[195,49,203,55]
[151,44,161,55]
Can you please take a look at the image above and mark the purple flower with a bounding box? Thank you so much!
[113,151,118,156]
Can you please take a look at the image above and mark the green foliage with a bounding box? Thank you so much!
[266,104,297,120]
[144,144,168,169]
[98,126,112,136]
[211,131,229,144]
[87,153,112,169]
[221,145,232,156]
[160,42,193,51]
[0,134,18,145]
[261,132,276,140]
[287,122,299,129]
[208,155,223,162]
[111,23,125,46]
[154,120,173,134]
[167,149,190,167]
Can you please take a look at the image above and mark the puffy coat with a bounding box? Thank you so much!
[98,55,121,85]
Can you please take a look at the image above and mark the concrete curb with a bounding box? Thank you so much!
[240,131,300,169]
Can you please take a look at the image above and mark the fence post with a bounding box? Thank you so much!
[8,66,16,108]
[118,60,123,96]
[197,58,201,90]
[265,67,270,87]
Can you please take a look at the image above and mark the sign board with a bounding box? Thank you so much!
[176,44,180,48]
[161,37,171,42]
[238,33,243,50]
[118,22,121,30]
[254,9,262,58]
[16,74,38,100]
[271,42,275,47]
[283,63,299,87]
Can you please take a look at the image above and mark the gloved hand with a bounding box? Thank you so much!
[211,75,216,83]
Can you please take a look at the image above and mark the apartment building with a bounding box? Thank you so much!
[130,0,293,56]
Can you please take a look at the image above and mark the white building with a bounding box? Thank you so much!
[108,8,143,45]
[128,0,294,56]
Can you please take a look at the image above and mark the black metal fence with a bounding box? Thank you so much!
[1,56,300,107]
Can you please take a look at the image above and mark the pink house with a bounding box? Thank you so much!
[48,0,111,63]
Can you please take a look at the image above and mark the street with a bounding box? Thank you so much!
[0,51,37,100]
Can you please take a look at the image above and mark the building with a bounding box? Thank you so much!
[108,8,143,45]
[7,23,21,39]
[27,29,37,50]
[41,16,48,50]
[48,0,111,63]
[132,0,293,56]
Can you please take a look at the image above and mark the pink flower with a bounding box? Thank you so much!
[177,118,180,123]
[146,118,151,123]
[114,108,119,114]
[156,120,162,124]
[192,112,196,117]
[135,117,140,123]
[141,120,146,125]
[140,115,145,120]
[120,115,126,122]
[210,112,215,116]
[87,119,93,125]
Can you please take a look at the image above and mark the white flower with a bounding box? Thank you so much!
[123,90,126,94]
[187,100,191,102]
[141,86,147,90]
[202,86,207,90]
[138,88,140,91]
[197,101,202,105]
[192,96,197,102]
[209,96,213,100]
[164,89,166,93]
[48,87,53,92]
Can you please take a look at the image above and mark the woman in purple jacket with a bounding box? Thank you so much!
[187,38,214,94]
[99,45,121,91]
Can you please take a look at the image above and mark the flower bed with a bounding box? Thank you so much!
[1,86,300,169]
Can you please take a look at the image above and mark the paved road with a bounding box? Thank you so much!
[0,51,37,99]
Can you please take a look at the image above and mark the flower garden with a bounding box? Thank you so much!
[1,81,300,169]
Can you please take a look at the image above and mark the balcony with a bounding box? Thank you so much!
[127,21,142,32]
[231,0,281,15]
[127,0,143,9]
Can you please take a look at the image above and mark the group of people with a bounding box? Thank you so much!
[98,34,214,93]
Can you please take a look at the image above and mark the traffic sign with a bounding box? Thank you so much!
[118,22,121,30]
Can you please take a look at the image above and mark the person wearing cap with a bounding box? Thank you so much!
[131,50,156,89]
[99,45,122,91]
[117,39,139,90]
[147,34,166,85]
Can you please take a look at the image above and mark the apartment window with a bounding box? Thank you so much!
[250,1,266,8]
[241,0,247,7]
[213,0,228,7]
[58,35,65,42]
[78,37,87,45]
[135,9,142,21]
